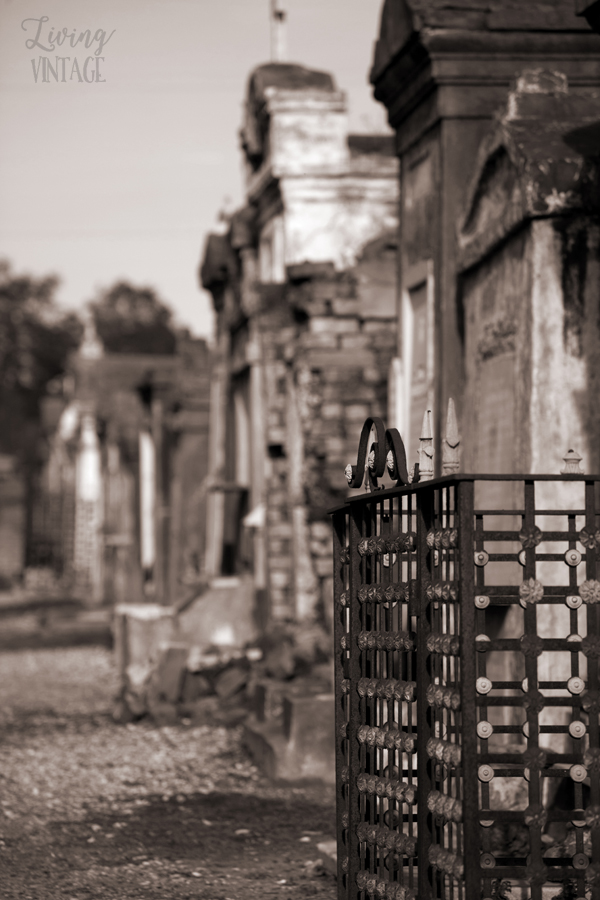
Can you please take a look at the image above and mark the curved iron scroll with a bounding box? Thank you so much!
[385,426,409,486]
[346,418,410,490]
[346,417,386,490]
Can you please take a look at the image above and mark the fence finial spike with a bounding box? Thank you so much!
[418,408,434,481]
[442,398,460,476]
[420,407,433,440]
[561,448,583,475]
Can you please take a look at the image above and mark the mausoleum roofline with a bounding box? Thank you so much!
[370,0,600,142]
[371,0,592,82]
[246,62,336,101]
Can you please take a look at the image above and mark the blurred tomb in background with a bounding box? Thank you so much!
[30,316,211,609]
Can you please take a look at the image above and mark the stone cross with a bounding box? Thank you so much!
[270,1,287,62]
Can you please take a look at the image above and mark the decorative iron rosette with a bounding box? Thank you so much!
[582,635,600,659]
[580,527,600,550]
[358,585,382,603]
[357,678,374,699]
[426,737,462,768]
[357,726,417,753]
[519,578,544,606]
[400,732,417,753]
[357,774,377,795]
[383,681,397,701]
[426,582,458,601]
[426,528,458,549]
[585,864,600,886]
[523,690,545,714]
[338,546,350,566]
[522,748,548,771]
[357,631,414,652]
[584,748,600,774]
[427,790,463,823]
[402,681,416,702]
[580,580,600,605]
[582,691,600,713]
[523,805,548,829]
[384,583,406,603]
[428,846,464,880]
[426,684,461,711]
[519,525,543,549]
[520,635,544,658]
[356,772,416,804]
[527,862,548,886]
[357,583,407,604]
[387,532,416,553]
[357,677,416,702]
[358,536,387,556]
[356,724,374,745]
[357,823,416,857]
[365,728,378,747]
[396,834,417,857]
[356,872,415,900]
[400,784,417,804]
[355,873,370,893]
[585,806,600,828]
[356,872,378,895]
[426,633,460,655]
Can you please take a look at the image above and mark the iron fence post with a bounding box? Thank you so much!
[333,508,349,899]
[347,501,364,900]
[417,483,435,899]
[457,478,478,900]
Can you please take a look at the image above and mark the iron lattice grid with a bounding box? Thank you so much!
[331,474,600,900]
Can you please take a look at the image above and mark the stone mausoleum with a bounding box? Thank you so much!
[29,322,211,609]
[371,0,600,473]
[200,62,399,634]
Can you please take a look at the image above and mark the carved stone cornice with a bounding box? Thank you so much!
[370,1,600,151]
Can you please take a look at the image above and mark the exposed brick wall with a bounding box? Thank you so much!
[248,260,396,625]
[203,229,397,631]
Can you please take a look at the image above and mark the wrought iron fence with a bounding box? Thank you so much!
[331,414,600,900]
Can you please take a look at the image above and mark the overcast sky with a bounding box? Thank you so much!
[0,0,389,338]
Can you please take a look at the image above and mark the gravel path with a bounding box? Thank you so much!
[0,647,337,899]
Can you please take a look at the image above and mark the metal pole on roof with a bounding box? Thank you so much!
[270,0,287,62]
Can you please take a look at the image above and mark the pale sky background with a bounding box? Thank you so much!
[0,0,390,339]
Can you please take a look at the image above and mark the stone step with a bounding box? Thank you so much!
[0,606,112,651]
[243,691,335,783]
[316,840,337,876]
